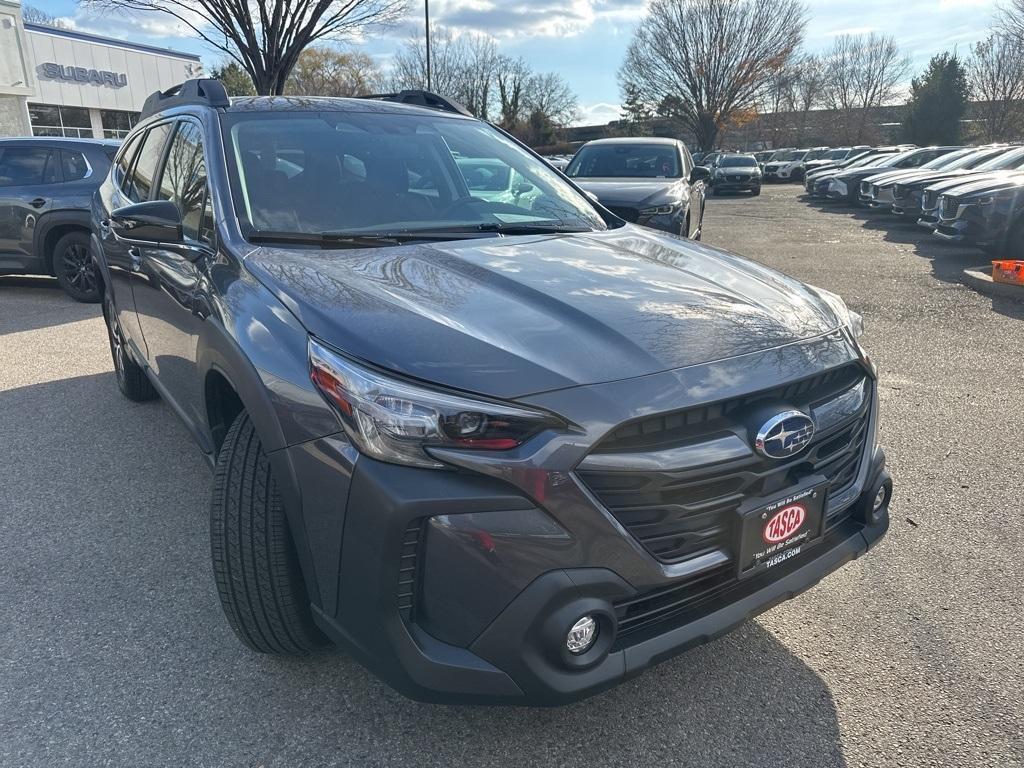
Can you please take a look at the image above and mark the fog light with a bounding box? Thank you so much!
[873,485,887,512]
[566,616,598,655]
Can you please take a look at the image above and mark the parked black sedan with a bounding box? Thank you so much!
[890,146,1024,220]
[933,174,1024,255]
[565,137,709,238]
[825,147,960,204]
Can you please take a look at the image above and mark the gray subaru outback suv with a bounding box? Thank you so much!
[91,79,891,705]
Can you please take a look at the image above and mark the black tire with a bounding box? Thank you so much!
[1000,219,1024,259]
[210,412,327,655]
[751,187,761,197]
[53,231,101,303]
[104,296,158,402]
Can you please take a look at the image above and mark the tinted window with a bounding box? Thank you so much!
[126,123,172,203]
[60,151,90,181]
[0,147,53,186]
[719,156,757,168]
[113,132,142,193]
[566,144,681,179]
[157,122,210,242]
[225,112,604,236]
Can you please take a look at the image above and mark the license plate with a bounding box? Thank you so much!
[736,478,828,579]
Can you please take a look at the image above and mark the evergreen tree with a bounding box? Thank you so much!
[209,62,256,97]
[620,84,653,132]
[903,53,970,145]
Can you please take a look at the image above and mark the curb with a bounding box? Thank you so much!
[961,266,1024,302]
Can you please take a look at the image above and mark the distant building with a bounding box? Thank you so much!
[0,0,200,139]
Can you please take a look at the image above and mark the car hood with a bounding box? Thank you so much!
[927,171,1024,196]
[864,168,941,187]
[836,166,895,181]
[943,173,1024,198]
[573,179,685,206]
[246,227,843,399]
[897,169,974,189]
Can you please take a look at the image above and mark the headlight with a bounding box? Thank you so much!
[309,338,563,468]
[640,201,681,216]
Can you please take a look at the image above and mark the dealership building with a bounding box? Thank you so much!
[0,0,200,140]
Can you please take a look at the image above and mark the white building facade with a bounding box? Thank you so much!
[0,0,200,139]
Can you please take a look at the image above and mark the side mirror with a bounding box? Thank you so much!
[690,166,712,184]
[513,181,536,196]
[110,200,182,245]
[583,190,600,203]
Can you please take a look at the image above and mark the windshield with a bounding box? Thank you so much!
[828,149,850,159]
[772,150,806,162]
[224,110,606,239]
[978,147,1024,170]
[719,155,757,167]
[566,143,682,178]
[805,149,829,160]
[919,149,972,170]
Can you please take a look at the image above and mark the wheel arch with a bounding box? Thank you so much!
[195,314,325,610]
[34,210,92,275]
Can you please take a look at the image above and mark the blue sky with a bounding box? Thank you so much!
[32,0,1000,123]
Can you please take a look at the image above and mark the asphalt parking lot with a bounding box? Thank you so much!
[2,185,1022,768]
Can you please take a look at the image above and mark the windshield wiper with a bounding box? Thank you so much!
[247,230,487,248]
[470,222,593,235]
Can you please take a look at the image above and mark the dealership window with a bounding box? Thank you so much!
[28,103,93,138]
[101,110,139,140]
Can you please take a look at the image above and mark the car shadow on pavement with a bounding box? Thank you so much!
[0,371,849,768]
[0,277,101,335]
[852,214,1024,321]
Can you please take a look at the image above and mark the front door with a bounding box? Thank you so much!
[131,120,215,441]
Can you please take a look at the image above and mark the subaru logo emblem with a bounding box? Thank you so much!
[755,411,815,459]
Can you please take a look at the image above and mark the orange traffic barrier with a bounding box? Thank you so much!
[991,260,1024,286]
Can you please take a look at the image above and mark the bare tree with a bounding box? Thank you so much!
[969,33,1024,142]
[524,72,579,128]
[285,47,383,96]
[80,0,405,95]
[495,55,533,130]
[22,4,68,26]
[391,27,497,118]
[821,33,910,143]
[618,0,808,150]
[792,55,826,143]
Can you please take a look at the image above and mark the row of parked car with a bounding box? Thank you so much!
[802,143,1024,259]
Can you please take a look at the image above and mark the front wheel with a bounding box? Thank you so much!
[751,187,761,197]
[53,231,101,302]
[210,411,327,655]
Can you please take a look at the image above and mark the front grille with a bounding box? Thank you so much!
[941,196,960,219]
[860,182,871,195]
[397,519,424,621]
[613,523,859,644]
[923,189,940,210]
[577,364,870,565]
[607,205,639,223]
[728,174,751,182]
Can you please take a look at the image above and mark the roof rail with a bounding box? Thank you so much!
[358,90,473,118]
[140,78,230,120]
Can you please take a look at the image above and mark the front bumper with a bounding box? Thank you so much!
[293,334,891,705]
[312,454,890,705]
[934,204,1005,246]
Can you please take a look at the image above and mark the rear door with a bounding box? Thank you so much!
[0,145,60,270]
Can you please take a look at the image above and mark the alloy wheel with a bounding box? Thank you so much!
[61,243,97,296]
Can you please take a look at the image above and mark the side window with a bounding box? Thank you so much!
[157,122,212,243]
[125,123,172,203]
[60,151,90,182]
[0,148,54,187]
[113,133,142,193]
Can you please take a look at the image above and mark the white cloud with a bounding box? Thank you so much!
[575,101,621,125]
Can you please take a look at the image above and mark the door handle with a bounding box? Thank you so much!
[128,246,141,272]
[30,197,46,209]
